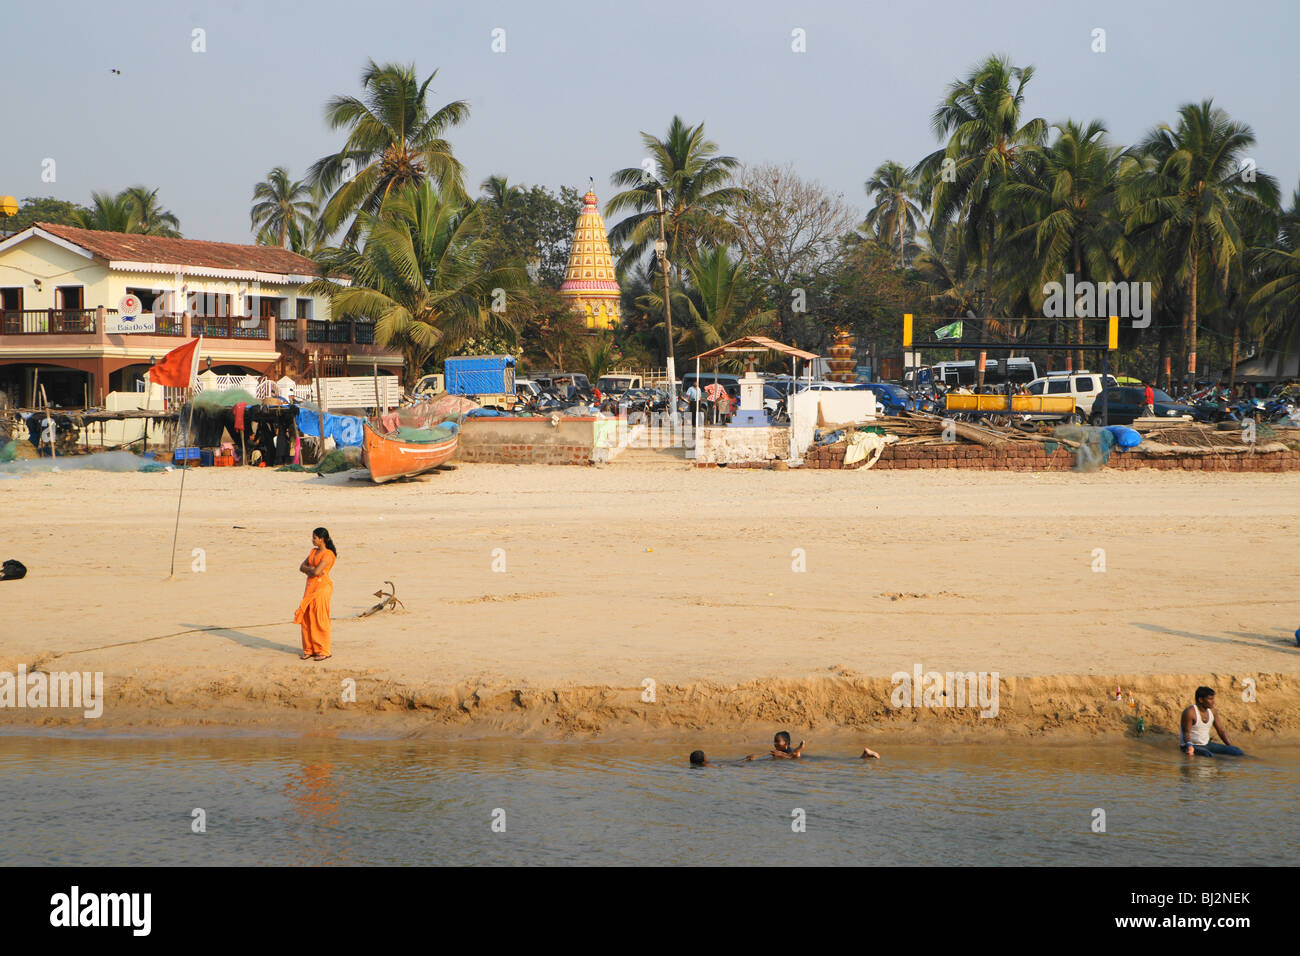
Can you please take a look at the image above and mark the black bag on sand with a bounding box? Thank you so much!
[0,559,27,581]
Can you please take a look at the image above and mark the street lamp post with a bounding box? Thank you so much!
[654,189,678,420]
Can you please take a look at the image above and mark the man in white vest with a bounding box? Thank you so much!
[1179,687,1245,757]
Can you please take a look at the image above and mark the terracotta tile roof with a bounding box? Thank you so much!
[34,222,322,277]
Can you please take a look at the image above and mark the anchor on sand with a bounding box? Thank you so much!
[359,581,405,617]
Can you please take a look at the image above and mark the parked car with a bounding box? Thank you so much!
[862,382,914,415]
[1091,386,1194,425]
[1025,371,1117,420]
[597,373,642,396]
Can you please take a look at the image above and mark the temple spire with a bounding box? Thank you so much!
[558,186,621,331]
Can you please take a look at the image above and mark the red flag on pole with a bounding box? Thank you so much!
[151,337,202,388]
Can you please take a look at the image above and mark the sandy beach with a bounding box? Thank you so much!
[2,462,1298,743]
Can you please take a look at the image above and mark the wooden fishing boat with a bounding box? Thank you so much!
[361,419,459,483]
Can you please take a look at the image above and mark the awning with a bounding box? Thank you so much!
[694,335,819,361]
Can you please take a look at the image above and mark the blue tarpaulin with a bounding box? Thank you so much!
[295,405,364,447]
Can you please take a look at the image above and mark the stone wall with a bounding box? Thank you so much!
[458,416,597,465]
[693,425,791,464]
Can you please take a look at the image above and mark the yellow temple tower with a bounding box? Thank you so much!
[559,188,621,331]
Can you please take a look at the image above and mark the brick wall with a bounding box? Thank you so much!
[800,443,1300,472]
[457,417,597,465]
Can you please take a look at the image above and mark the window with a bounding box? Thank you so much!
[296,299,313,320]
[187,292,231,316]
[126,287,160,314]
[1075,377,1094,392]
[1048,379,1070,394]
[55,286,84,310]
[1,287,22,311]
[1028,381,1044,395]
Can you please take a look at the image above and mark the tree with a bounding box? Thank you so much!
[308,60,470,244]
[6,197,93,232]
[727,162,858,343]
[307,182,521,386]
[999,120,1125,369]
[577,334,622,381]
[72,191,141,233]
[637,246,775,362]
[915,55,1047,340]
[479,179,582,288]
[863,161,923,268]
[251,167,317,247]
[1250,181,1300,369]
[605,116,748,274]
[121,185,181,237]
[1125,100,1279,388]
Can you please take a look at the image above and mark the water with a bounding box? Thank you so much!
[0,735,1294,866]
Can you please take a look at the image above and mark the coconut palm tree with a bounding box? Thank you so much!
[251,167,317,248]
[605,116,748,275]
[999,120,1126,369]
[1124,100,1279,389]
[914,55,1047,336]
[308,60,470,245]
[637,246,775,361]
[307,182,521,386]
[863,161,923,268]
[1250,181,1300,367]
[72,191,141,233]
[120,186,181,237]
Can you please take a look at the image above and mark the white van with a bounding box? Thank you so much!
[1025,371,1117,417]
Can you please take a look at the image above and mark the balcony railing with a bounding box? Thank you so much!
[193,316,270,340]
[305,319,379,345]
[1,309,99,334]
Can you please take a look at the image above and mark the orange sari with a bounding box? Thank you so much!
[295,547,335,657]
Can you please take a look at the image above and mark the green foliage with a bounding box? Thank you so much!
[309,60,470,245]
[306,181,524,386]
[6,197,93,231]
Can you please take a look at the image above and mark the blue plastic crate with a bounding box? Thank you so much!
[172,447,200,463]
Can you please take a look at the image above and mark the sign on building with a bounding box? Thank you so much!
[107,294,156,334]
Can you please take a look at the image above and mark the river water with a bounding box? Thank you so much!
[1,735,1294,866]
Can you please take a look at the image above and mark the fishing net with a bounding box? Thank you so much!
[316,447,364,474]
[0,451,160,474]
[1048,424,1118,472]
[0,440,16,463]
[389,424,458,443]
[193,388,257,410]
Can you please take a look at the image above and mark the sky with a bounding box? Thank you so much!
[2,0,1296,244]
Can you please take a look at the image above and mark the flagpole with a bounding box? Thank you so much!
[167,337,203,580]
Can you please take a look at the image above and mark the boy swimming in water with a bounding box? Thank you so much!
[742,731,881,760]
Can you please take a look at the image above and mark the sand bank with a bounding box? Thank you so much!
[2,463,1298,742]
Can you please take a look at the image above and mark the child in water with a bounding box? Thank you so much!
[690,731,881,766]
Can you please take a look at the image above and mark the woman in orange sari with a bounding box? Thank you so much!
[295,527,336,661]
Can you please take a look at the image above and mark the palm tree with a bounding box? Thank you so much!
[120,186,181,237]
[1250,181,1300,371]
[999,120,1125,369]
[72,191,141,233]
[1125,100,1279,388]
[863,161,923,268]
[577,334,621,382]
[912,219,983,319]
[915,55,1047,339]
[638,247,775,361]
[605,116,748,275]
[251,167,317,248]
[308,60,470,244]
[308,182,521,386]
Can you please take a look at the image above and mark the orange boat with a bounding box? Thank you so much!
[361,419,459,483]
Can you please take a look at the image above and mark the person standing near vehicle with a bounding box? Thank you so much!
[1142,382,1155,418]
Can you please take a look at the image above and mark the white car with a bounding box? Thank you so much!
[1025,372,1117,419]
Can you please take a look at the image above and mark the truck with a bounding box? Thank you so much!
[443,355,517,409]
